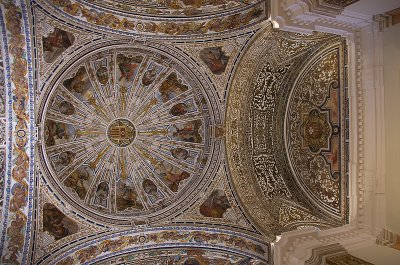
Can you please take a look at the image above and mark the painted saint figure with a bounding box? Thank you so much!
[43,203,78,240]
[158,72,188,102]
[141,66,158,86]
[169,120,202,143]
[155,161,190,192]
[64,166,92,200]
[170,103,188,116]
[116,181,143,211]
[93,181,109,208]
[45,120,76,147]
[63,66,93,101]
[116,54,143,86]
[199,47,229,75]
[171,148,189,160]
[199,189,231,218]
[142,179,158,197]
[43,28,75,63]
[96,66,109,85]
[58,101,75,116]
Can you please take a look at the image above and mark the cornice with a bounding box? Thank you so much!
[270,0,372,35]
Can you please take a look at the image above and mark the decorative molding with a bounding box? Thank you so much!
[305,243,347,265]
[273,10,390,265]
[302,0,359,16]
[273,227,376,265]
[305,243,373,265]
[326,253,373,265]
[386,8,400,26]
[32,0,268,39]
[270,0,372,35]
[0,1,35,264]
[377,229,400,251]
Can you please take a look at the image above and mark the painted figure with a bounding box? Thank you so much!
[142,179,158,197]
[96,66,109,85]
[54,151,75,172]
[155,161,190,192]
[43,203,78,240]
[43,28,75,63]
[93,181,109,208]
[171,147,189,160]
[142,178,164,203]
[199,47,229,75]
[58,151,75,166]
[64,166,92,200]
[169,120,202,143]
[116,54,143,86]
[58,101,75,115]
[141,66,158,86]
[158,72,188,102]
[116,181,143,211]
[170,103,188,116]
[199,189,231,218]
[45,120,76,147]
[63,66,93,101]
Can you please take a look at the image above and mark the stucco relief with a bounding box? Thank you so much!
[226,26,348,238]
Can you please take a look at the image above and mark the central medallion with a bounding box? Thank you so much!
[107,118,136,147]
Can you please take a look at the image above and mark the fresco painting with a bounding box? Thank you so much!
[62,66,94,101]
[45,120,76,147]
[43,28,74,63]
[157,72,189,103]
[200,47,229,75]
[43,203,78,240]
[116,180,144,211]
[200,189,231,218]
[169,120,203,143]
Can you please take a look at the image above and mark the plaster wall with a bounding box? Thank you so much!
[349,245,400,265]
[347,0,400,16]
[383,23,400,235]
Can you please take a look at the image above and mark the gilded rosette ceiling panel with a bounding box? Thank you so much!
[0,0,350,264]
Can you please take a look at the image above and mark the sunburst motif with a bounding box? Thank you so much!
[42,47,210,219]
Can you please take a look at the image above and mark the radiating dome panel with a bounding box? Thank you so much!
[39,43,218,225]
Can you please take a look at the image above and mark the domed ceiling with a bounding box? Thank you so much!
[0,1,350,264]
[38,43,220,225]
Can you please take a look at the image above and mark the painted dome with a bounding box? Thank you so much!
[38,43,218,225]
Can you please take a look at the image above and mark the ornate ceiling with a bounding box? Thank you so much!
[0,0,351,264]
[39,42,220,225]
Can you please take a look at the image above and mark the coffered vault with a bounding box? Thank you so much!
[1,0,390,264]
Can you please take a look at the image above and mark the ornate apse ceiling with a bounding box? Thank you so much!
[0,0,350,264]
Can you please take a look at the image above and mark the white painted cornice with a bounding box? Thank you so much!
[270,0,373,35]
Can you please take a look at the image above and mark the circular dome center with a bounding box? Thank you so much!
[39,45,216,225]
[107,118,136,147]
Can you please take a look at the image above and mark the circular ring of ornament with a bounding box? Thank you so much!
[38,41,220,225]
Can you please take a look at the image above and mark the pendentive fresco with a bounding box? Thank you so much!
[0,1,349,264]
